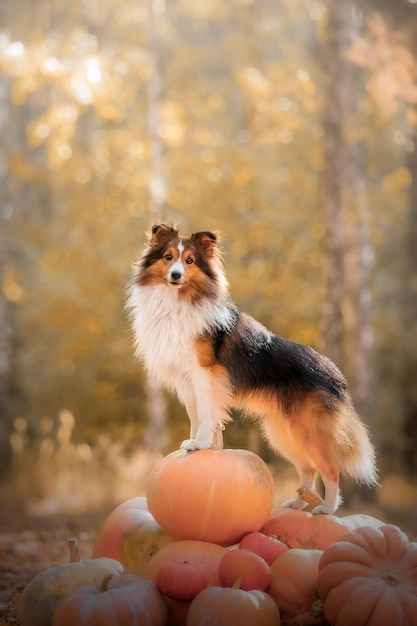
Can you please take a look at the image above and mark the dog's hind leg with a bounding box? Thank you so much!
[292,442,342,514]
[262,412,320,510]
[295,435,342,514]
[281,464,317,511]
[310,466,341,515]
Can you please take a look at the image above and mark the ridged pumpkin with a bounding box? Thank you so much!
[318,524,417,626]
[51,573,166,626]
[146,448,274,546]
[155,561,207,601]
[186,585,280,626]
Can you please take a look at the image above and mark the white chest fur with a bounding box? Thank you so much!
[127,284,232,390]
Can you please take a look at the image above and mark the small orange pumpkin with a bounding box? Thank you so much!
[52,573,167,626]
[219,549,271,591]
[92,496,172,574]
[318,524,417,626]
[268,548,326,625]
[239,531,289,565]
[155,561,207,601]
[261,507,385,550]
[186,585,281,626]
[146,448,274,546]
[145,539,227,587]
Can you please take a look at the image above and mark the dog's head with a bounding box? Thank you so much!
[136,224,225,298]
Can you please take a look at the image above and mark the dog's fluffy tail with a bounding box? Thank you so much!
[335,401,378,486]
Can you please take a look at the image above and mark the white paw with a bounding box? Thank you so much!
[311,504,335,515]
[180,439,198,451]
[180,439,211,451]
[281,497,308,511]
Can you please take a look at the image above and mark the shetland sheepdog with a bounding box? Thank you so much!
[127,224,377,514]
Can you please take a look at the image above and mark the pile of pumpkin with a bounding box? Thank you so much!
[18,448,417,626]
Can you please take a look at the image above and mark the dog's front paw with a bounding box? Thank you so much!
[180,439,198,451]
[180,438,211,451]
[311,504,335,515]
[281,497,308,511]
[181,425,214,451]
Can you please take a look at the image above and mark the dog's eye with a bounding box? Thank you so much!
[185,257,194,265]
[164,253,172,261]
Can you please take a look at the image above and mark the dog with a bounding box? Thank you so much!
[127,224,377,514]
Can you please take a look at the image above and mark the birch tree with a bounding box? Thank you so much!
[143,0,168,453]
[321,0,374,426]
[0,77,11,470]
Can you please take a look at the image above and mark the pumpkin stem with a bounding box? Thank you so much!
[297,486,324,509]
[99,574,113,593]
[381,570,402,587]
[232,578,242,589]
[66,537,80,563]
[312,598,324,616]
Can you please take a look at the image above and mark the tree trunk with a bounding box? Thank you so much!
[403,129,417,472]
[343,141,374,426]
[339,7,374,426]
[321,0,374,429]
[0,74,12,471]
[321,0,351,367]
[148,0,166,217]
[403,17,417,471]
[144,0,167,453]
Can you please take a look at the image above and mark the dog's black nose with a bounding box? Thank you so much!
[171,272,182,281]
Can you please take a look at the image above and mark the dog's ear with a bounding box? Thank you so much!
[191,231,218,256]
[148,224,178,246]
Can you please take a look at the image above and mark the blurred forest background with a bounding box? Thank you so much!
[1,0,417,526]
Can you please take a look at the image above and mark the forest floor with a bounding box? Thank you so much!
[0,509,106,625]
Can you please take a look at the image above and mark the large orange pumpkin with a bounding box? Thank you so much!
[92,496,173,574]
[261,507,385,550]
[318,524,417,626]
[146,448,274,546]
